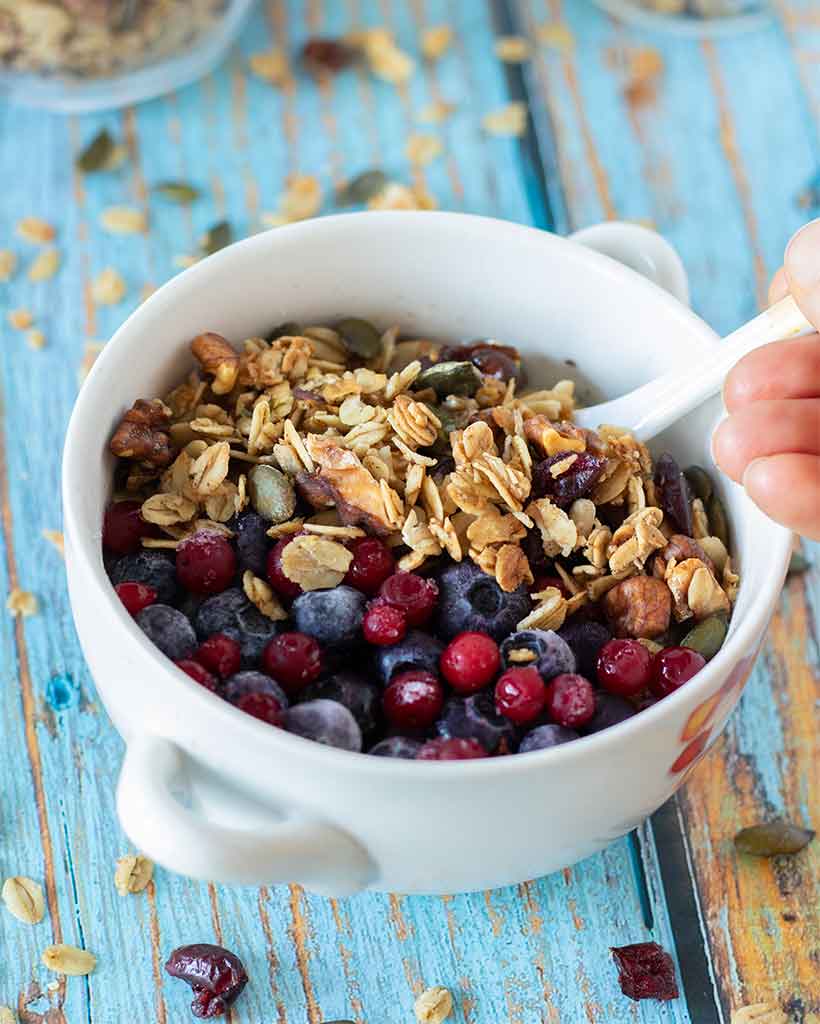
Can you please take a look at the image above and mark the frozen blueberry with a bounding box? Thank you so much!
[291,586,366,649]
[368,736,423,759]
[300,671,381,741]
[559,620,612,680]
[436,693,518,754]
[110,550,177,604]
[375,630,444,686]
[519,723,579,753]
[500,629,576,680]
[284,699,362,752]
[194,588,280,666]
[223,670,289,709]
[235,512,270,577]
[582,692,636,734]
[136,604,197,661]
[435,561,530,641]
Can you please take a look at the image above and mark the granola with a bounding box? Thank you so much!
[106,318,739,759]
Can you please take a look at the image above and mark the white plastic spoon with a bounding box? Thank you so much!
[572,294,813,441]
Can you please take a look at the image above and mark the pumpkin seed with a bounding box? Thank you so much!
[336,318,382,360]
[336,169,388,206]
[201,220,232,257]
[248,465,296,523]
[707,492,729,547]
[153,181,201,204]
[76,129,116,173]
[734,821,815,857]
[684,465,713,503]
[414,360,483,397]
[681,614,728,661]
[267,321,302,341]
[787,551,810,576]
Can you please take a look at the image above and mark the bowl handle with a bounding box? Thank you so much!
[116,734,377,895]
[568,221,691,307]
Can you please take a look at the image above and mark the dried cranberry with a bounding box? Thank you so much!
[545,673,596,729]
[343,536,396,595]
[266,537,302,599]
[302,37,355,75]
[416,737,488,760]
[176,531,237,596]
[495,666,546,725]
[650,646,706,699]
[262,632,321,695]
[610,942,679,1002]
[383,670,443,731]
[440,632,501,695]
[237,692,283,726]
[175,660,219,692]
[378,572,438,627]
[654,453,694,535]
[115,581,157,616]
[165,943,248,1018]
[468,347,521,383]
[363,603,407,646]
[531,574,569,597]
[103,500,150,555]
[531,451,607,508]
[195,634,241,680]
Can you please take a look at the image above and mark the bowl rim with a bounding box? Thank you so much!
[63,210,793,779]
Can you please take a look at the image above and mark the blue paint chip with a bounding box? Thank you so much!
[46,673,79,711]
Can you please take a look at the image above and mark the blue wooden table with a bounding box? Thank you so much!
[1,2,818,1022]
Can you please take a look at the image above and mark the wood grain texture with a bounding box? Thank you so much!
[0,0,817,1021]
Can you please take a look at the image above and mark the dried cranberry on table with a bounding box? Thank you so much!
[610,942,679,1002]
[165,943,248,1018]
[302,37,356,75]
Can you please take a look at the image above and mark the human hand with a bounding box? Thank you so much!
[712,219,820,540]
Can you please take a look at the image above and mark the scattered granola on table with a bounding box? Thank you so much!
[105,320,739,759]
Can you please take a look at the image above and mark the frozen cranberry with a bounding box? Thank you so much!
[440,632,500,695]
[262,632,321,695]
[266,537,302,599]
[344,537,396,595]
[363,603,407,646]
[195,633,241,680]
[237,692,283,726]
[176,531,237,596]
[610,942,679,1001]
[597,639,653,698]
[651,646,706,699]
[302,37,355,75]
[165,942,248,1018]
[495,666,546,725]
[378,572,438,627]
[115,581,157,616]
[545,673,596,729]
[103,500,149,555]
[417,737,487,760]
[175,659,219,692]
[383,670,443,731]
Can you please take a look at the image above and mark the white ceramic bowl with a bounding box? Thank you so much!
[62,213,791,896]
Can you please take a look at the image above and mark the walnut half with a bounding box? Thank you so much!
[109,399,173,467]
[603,575,672,638]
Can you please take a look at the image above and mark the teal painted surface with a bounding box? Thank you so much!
[0,0,817,1021]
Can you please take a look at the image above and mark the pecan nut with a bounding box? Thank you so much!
[655,534,715,576]
[603,575,672,638]
[191,332,240,395]
[109,399,173,467]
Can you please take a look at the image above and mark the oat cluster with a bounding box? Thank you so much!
[109,324,738,636]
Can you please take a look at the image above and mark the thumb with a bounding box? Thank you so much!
[784,218,820,328]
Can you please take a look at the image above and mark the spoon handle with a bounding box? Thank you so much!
[575,294,813,442]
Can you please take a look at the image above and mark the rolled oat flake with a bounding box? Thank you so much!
[41,943,97,976]
[414,985,453,1023]
[1,875,45,924]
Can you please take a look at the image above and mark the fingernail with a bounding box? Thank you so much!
[785,218,820,294]
[742,456,767,493]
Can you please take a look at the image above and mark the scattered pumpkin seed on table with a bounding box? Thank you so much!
[153,181,201,204]
[76,128,117,173]
[734,821,815,857]
[336,169,388,206]
[201,220,233,257]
